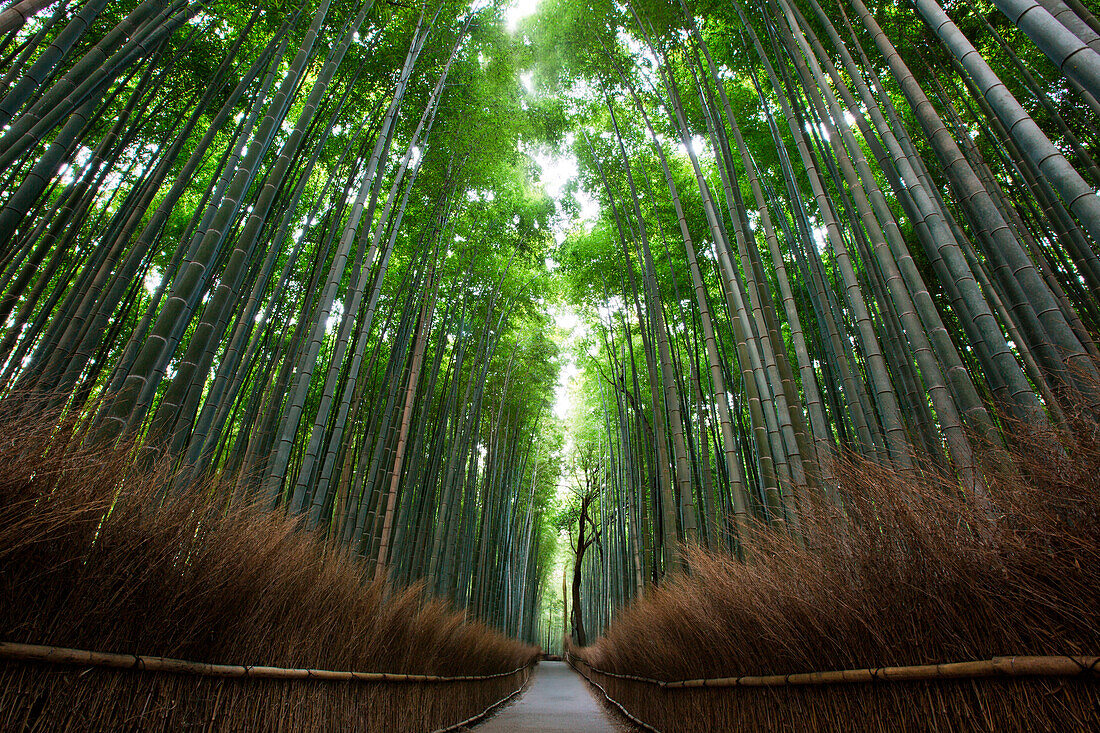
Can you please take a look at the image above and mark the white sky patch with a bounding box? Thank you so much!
[531,150,575,199]
[143,268,162,296]
[616,30,658,70]
[506,0,540,32]
[616,30,662,93]
[804,120,830,142]
[597,295,626,321]
[679,134,711,159]
[747,209,760,232]
[812,224,829,253]
[325,301,344,333]
[529,136,600,243]
[552,305,585,422]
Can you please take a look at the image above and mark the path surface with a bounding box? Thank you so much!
[474,660,625,732]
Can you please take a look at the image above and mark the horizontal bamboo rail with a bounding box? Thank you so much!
[567,652,1100,688]
[0,642,533,683]
[433,665,534,733]
[567,655,660,732]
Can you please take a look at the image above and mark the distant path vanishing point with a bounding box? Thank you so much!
[473,660,628,732]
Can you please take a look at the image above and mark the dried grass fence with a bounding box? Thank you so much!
[567,406,1100,732]
[568,650,1099,732]
[0,398,539,731]
[0,641,534,732]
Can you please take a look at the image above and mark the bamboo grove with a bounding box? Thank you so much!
[541,0,1100,641]
[0,0,566,643]
[2,0,1100,666]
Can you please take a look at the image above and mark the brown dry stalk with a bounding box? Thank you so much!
[0,397,540,731]
[568,396,1100,731]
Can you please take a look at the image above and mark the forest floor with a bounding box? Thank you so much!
[472,661,629,732]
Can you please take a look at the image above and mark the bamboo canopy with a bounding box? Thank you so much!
[1,0,1100,728]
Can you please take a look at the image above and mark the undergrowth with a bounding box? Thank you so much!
[0,398,536,732]
[572,409,1100,731]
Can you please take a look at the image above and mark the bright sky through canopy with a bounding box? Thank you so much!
[506,0,541,31]
[503,0,594,429]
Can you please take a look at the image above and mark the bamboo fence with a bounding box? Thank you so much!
[0,641,533,683]
[567,655,661,732]
[431,669,534,733]
[567,651,1100,688]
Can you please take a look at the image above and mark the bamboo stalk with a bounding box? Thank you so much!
[0,642,534,683]
[568,653,1100,688]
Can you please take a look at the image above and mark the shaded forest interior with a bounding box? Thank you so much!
[0,0,1099,729]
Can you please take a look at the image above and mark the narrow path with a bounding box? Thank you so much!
[474,660,626,732]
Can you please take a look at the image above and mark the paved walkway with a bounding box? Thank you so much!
[474,661,625,732]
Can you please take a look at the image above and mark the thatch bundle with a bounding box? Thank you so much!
[0,401,537,731]
[569,410,1100,731]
